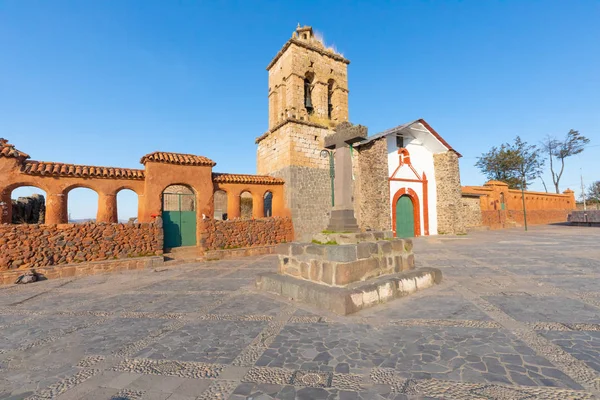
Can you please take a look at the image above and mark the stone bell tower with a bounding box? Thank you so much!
[256,25,350,240]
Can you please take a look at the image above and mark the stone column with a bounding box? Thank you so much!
[333,146,354,209]
[46,193,67,224]
[228,192,241,219]
[97,193,118,223]
[253,193,265,218]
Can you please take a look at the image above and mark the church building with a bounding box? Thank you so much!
[257,25,465,241]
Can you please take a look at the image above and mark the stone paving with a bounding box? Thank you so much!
[0,225,600,399]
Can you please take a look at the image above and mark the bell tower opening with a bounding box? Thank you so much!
[304,72,314,115]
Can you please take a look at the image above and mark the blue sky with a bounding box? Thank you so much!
[2,1,599,219]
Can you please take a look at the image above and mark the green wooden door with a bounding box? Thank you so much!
[395,195,415,238]
[162,193,196,248]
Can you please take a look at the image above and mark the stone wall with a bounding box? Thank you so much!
[0,221,163,271]
[433,152,466,234]
[355,138,391,231]
[461,196,483,228]
[199,217,294,251]
[271,166,331,242]
[11,194,45,224]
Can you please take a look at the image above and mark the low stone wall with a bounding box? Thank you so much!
[0,256,163,285]
[199,217,294,251]
[568,210,600,225]
[461,196,483,228]
[0,221,163,271]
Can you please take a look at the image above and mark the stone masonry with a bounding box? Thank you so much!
[434,151,466,234]
[354,137,391,231]
[0,220,163,271]
[257,25,351,241]
[199,217,294,251]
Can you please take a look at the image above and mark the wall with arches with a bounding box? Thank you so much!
[462,180,576,229]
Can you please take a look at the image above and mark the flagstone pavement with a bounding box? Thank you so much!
[1,225,600,399]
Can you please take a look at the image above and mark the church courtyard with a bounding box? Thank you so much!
[1,225,599,400]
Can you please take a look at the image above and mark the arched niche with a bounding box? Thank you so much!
[240,191,253,219]
[9,186,47,224]
[213,190,228,220]
[264,191,273,217]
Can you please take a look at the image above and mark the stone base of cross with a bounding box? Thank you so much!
[323,122,367,232]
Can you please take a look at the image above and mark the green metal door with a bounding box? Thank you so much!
[395,195,415,238]
[162,192,196,248]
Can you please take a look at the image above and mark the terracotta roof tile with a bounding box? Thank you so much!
[21,161,145,180]
[140,151,216,167]
[0,138,29,161]
[212,173,284,185]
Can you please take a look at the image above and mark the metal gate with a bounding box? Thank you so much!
[162,192,196,248]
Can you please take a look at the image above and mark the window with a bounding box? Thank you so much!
[304,77,313,114]
[327,80,334,119]
[396,135,404,149]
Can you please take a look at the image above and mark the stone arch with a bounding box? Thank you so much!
[7,184,47,224]
[116,188,139,222]
[66,186,99,223]
[162,184,195,212]
[213,189,228,220]
[327,79,335,119]
[240,191,253,219]
[392,188,421,237]
[263,191,273,217]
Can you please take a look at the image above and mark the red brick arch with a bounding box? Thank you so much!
[392,187,421,237]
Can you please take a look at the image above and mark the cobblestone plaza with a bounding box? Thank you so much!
[1,225,599,399]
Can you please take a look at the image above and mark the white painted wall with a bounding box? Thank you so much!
[386,122,449,236]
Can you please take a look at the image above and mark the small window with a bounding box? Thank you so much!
[396,135,404,148]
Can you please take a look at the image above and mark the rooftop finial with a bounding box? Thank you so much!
[297,22,300,29]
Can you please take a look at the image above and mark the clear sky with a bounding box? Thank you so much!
[2,1,599,219]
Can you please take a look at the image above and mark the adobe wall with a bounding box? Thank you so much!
[354,137,391,231]
[462,181,576,229]
[199,217,294,251]
[433,152,466,234]
[0,221,163,271]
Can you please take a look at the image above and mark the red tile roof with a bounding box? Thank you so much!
[212,173,284,185]
[0,138,30,161]
[140,151,216,167]
[21,161,145,180]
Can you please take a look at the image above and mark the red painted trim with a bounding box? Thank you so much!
[392,188,421,237]
[418,119,462,158]
[422,172,429,235]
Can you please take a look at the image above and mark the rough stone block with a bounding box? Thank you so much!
[275,243,291,255]
[404,239,413,252]
[326,245,357,262]
[300,262,310,279]
[401,254,415,271]
[335,258,378,286]
[322,262,334,285]
[390,239,405,253]
[306,245,326,256]
[309,260,320,281]
[377,241,392,255]
[356,242,378,259]
[291,244,305,256]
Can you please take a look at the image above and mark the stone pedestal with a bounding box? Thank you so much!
[326,209,359,232]
[256,232,443,315]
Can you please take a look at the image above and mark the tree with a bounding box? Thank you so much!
[476,136,544,189]
[587,181,600,205]
[541,130,590,194]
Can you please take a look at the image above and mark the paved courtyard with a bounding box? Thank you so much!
[1,225,600,399]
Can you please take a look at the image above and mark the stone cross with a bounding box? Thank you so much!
[323,122,367,232]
